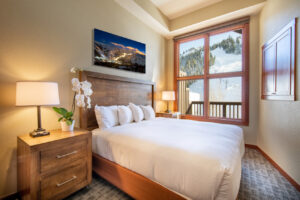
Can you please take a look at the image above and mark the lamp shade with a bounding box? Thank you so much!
[16,82,60,106]
[162,91,175,101]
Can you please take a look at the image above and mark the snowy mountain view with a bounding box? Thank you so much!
[179,30,242,104]
[94,29,146,73]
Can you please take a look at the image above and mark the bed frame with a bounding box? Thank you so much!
[79,71,185,200]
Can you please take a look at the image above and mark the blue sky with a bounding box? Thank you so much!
[209,31,241,45]
[180,38,204,54]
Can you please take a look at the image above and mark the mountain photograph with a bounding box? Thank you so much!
[94,29,146,73]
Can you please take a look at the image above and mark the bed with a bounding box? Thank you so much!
[80,71,244,200]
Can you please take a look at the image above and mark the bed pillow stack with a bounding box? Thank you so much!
[95,103,156,129]
[95,105,119,129]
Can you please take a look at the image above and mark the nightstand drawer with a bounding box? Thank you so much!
[41,163,87,200]
[41,139,87,173]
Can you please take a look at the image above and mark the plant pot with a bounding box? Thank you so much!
[60,120,75,132]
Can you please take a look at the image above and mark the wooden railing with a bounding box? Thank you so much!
[186,101,205,116]
[186,101,242,119]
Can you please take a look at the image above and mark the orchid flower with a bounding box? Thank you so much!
[72,78,81,93]
[71,74,93,111]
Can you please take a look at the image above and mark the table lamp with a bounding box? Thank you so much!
[16,82,60,137]
[162,91,175,113]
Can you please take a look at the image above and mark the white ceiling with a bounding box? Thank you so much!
[150,0,223,19]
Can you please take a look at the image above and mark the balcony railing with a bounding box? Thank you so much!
[186,101,242,119]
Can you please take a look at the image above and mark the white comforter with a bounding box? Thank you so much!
[92,118,244,200]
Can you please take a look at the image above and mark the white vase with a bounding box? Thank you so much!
[60,120,75,132]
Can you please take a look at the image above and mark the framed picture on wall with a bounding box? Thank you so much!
[93,28,146,73]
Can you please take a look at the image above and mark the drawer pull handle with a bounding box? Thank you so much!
[56,176,77,187]
[56,150,77,159]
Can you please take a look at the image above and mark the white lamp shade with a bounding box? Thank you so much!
[162,91,175,101]
[16,82,60,106]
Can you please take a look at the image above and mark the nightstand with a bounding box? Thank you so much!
[156,112,181,119]
[17,129,92,200]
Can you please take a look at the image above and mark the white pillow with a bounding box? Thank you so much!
[118,105,133,125]
[129,103,144,122]
[140,105,155,120]
[95,105,119,129]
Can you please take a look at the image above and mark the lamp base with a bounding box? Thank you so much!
[30,128,50,137]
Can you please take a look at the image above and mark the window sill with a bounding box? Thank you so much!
[180,115,249,126]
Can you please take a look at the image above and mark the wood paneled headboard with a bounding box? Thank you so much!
[79,71,155,130]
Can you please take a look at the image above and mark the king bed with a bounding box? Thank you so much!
[80,71,244,200]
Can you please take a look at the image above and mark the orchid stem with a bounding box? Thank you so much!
[72,92,76,113]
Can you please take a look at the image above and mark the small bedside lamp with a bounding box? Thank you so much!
[162,91,175,113]
[16,82,60,137]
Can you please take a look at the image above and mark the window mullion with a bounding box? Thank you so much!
[177,75,205,81]
[204,34,210,118]
[207,71,244,78]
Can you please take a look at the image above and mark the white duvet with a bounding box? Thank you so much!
[92,118,244,200]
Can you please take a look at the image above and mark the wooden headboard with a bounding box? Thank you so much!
[79,71,155,130]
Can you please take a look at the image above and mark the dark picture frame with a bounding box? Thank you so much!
[93,28,146,73]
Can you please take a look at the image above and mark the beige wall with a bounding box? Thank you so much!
[258,0,300,184]
[0,0,166,196]
[244,14,260,144]
[165,15,261,144]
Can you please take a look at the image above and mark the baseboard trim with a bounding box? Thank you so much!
[0,192,20,200]
[245,144,300,191]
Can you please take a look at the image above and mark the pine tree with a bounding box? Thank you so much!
[180,34,242,87]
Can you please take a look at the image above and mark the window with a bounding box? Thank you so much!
[174,20,249,125]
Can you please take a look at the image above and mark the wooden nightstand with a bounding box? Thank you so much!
[17,129,92,200]
[156,112,181,119]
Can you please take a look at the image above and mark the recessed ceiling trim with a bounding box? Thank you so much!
[150,0,223,19]
[114,0,169,36]
[167,2,265,38]
[115,0,265,39]
[174,16,250,40]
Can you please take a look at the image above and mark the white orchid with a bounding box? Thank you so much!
[71,77,93,109]
[75,94,85,108]
[70,67,77,73]
[70,67,82,74]
[86,96,91,109]
[71,78,81,93]
[84,88,93,96]
[81,80,92,91]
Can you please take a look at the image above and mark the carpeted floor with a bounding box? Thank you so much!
[238,148,299,200]
[66,148,300,200]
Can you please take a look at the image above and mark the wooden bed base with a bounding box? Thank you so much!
[92,153,185,200]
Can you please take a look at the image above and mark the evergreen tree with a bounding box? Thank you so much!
[180,34,242,87]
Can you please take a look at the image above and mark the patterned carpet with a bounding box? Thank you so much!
[66,148,300,200]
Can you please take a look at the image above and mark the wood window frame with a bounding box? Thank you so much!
[174,18,249,126]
